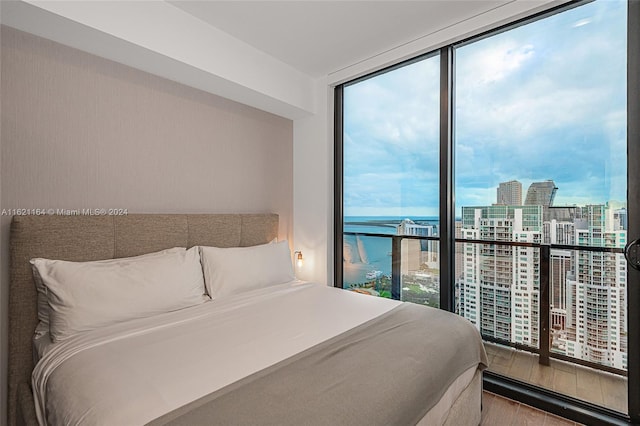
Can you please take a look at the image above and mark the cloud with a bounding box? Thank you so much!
[344,0,627,217]
[573,18,592,28]
[460,41,535,85]
[344,56,440,214]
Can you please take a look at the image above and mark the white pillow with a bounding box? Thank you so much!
[31,247,206,342]
[30,247,186,338]
[199,241,295,299]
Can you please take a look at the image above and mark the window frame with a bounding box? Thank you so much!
[333,0,639,423]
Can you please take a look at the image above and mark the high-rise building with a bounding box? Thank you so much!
[459,201,627,370]
[550,249,571,333]
[545,206,582,223]
[455,221,465,282]
[543,220,575,245]
[459,205,542,346]
[397,218,434,237]
[397,219,438,272]
[559,204,627,369]
[496,180,522,205]
[525,180,558,207]
[614,208,628,231]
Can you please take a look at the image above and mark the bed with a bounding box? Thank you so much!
[8,214,488,426]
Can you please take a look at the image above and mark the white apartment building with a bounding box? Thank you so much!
[397,219,438,270]
[459,205,542,346]
[560,205,628,369]
[460,202,627,370]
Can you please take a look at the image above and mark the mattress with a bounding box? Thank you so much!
[32,281,485,425]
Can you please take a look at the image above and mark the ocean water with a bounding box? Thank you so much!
[342,216,438,284]
[343,234,392,284]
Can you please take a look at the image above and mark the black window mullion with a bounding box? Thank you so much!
[391,237,402,300]
[627,0,640,421]
[439,46,455,313]
[334,2,635,424]
[333,85,344,288]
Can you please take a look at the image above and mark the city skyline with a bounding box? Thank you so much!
[343,0,626,218]
[343,178,627,221]
[458,202,627,370]
[343,199,628,370]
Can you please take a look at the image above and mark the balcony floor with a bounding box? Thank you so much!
[481,391,579,425]
[484,342,628,414]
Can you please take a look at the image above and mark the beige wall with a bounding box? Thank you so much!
[0,25,293,422]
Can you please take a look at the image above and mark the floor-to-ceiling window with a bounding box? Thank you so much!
[454,0,629,414]
[335,0,638,423]
[341,54,441,305]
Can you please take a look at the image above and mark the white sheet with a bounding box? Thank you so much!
[33,281,405,425]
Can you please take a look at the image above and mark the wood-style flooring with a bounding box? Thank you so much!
[484,342,628,414]
[481,391,581,425]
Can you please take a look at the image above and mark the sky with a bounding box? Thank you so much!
[343,0,627,218]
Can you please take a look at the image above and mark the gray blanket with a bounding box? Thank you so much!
[148,303,488,426]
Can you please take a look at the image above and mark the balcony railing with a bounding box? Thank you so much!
[343,231,627,377]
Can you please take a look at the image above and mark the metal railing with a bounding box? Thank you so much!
[343,231,627,376]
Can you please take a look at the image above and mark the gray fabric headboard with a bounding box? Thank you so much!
[7,213,279,426]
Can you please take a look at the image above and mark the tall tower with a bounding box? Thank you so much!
[561,204,627,369]
[550,250,571,331]
[496,180,522,205]
[397,219,438,271]
[459,205,542,346]
[524,180,558,207]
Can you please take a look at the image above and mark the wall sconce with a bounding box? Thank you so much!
[294,251,304,269]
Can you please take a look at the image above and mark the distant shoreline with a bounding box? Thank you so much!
[344,221,397,227]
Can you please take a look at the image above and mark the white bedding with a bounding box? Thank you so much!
[32,281,478,425]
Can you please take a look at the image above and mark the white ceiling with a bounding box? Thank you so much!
[3,0,559,118]
[169,1,509,78]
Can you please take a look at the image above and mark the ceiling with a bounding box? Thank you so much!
[2,0,557,118]
[169,1,509,78]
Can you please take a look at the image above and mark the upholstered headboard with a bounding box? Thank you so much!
[7,213,278,426]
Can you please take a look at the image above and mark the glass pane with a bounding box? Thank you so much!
[401,239,439,308]
[343,234,392,297]
[551,248,627,371]
[456,239,540,349]
[343,55,440,301]
[454,0,627,413]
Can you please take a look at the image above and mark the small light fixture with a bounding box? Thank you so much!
[294,251,304,269]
